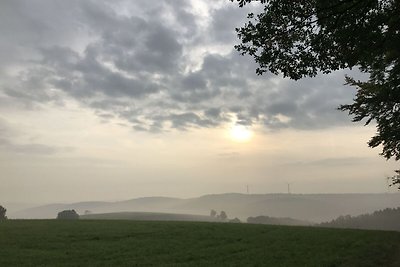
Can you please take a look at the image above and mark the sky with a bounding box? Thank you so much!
[0,0,398,204]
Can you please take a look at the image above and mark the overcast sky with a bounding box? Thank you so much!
[0,0,397,204]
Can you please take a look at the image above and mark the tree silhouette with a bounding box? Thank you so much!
[57,210,79,220]
[319,207,400,231]
[232,0,400,187]
[0,205,7,220]
[219,211,228,221]
[210,209,217,217]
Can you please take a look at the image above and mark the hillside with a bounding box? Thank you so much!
[1,220,399,266]
[247,215,313,226]
[319,207,400,231]
[80,211,219,222]
[9,201,109,219]
[10,193,400,223]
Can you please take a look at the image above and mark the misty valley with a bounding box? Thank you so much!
[7,193,400,231]
[2,0,400,266]
[2,193,400,266]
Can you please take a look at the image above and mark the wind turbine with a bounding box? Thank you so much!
[286,182,292,194]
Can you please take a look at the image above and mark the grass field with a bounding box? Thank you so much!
[1,220,399,266]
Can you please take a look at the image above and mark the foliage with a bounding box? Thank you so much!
[0,206,6,220]
[56,210,79,220]
[218,211,228,220]
[233,0,399,78]
[210,210,229,220]
[232,0,400,186]
[339,77,400,161]
[1,220,400,266]
[389,170,400,187]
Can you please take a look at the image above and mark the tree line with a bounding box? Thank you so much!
[319,207,400,231]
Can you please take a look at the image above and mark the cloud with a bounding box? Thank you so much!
[286,157,372,167]
[0,0,359,132]
[209,3,258,44]
[0,138,58,155]
[0,118,72,155]
[260,71,358,130]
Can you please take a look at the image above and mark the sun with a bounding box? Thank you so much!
[230,125,253,142]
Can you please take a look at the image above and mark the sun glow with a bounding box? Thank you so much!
[230,125,253,142]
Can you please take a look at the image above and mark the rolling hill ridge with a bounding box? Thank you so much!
[10,193,400,223]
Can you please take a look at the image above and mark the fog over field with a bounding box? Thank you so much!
[8,193,400,224]
[0,1,398,209]
[1,1,400,266]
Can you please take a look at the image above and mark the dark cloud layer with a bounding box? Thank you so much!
[0,0,358,132]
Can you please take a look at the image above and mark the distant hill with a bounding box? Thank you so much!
[10,201,108,219]
[10,193,400,223]
[80,211,219,222]
[1,202,37,214]
[319,207,400,231]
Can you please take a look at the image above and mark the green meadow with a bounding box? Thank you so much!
[1,220,399,266]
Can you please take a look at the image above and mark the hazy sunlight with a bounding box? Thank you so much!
[230,125,253,142]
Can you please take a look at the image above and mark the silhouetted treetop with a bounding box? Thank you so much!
[57,210,79,220]
[219,211,228,220]
[232,0,398,79]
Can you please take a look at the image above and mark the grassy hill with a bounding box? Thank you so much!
[1,220,399,266]
[247,215,313,226]
[80,211,219,222]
